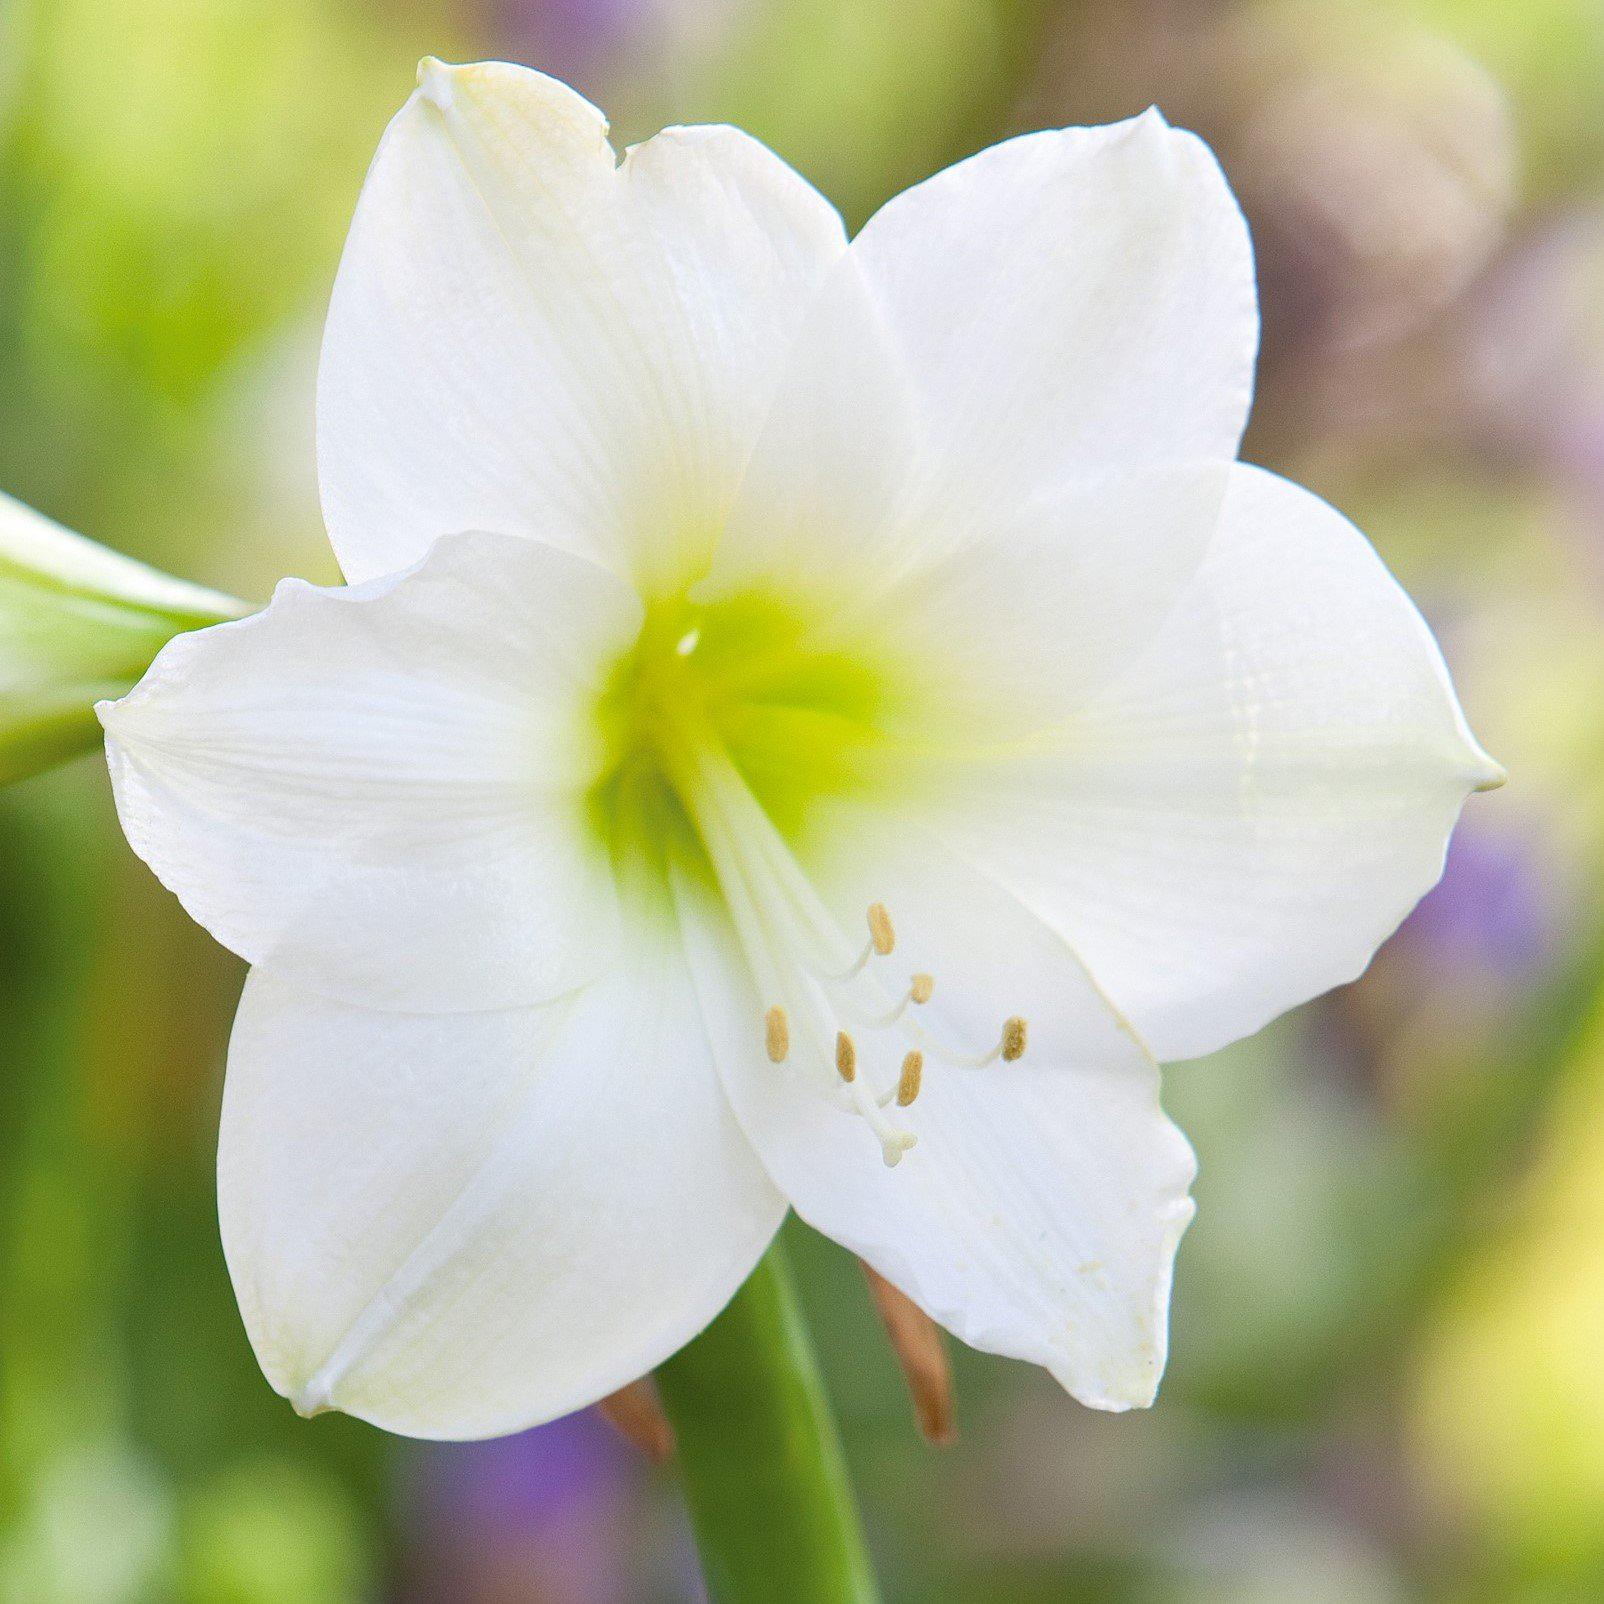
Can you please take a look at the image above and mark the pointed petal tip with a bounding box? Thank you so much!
[1049,1353,1162,1414]
[288,1378,336,1421]
[1472,755,1508,793]
[1101,1382,1158,1414]
[1106,105,1178,153]
[415,56,457,108]
[409,55,611,145]
[1453,724,1506,793]
[95,684,156,742]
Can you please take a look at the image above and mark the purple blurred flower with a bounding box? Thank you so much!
[1022,1,1515,367]
[407,1411,641,1603]
[489,0,659,86]
[1224,19,1514,362]
[1403,820,1555,980]
[1465,209,1604,524]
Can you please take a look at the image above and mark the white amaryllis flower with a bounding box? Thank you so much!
[96,59,1500,1439]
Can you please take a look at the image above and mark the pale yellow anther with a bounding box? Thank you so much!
[835,1031,858,1083]
[867,902,895,957]
[1001,1016,1028,1063]
[909,973,934,1005]
[765,1006,790,1064]
[896,1050,924,1107]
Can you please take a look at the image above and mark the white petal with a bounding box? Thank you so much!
[100,531,640,1013]
[927,465,1504,1064]
[675,817,1195,1410]
[221,929,784,1439]
[318,59,846,586]
[870,460,1231,734]
[698,252,927,604]
[699,253,1229,733]
[845,108,1257,516]
[699,113,1244,703]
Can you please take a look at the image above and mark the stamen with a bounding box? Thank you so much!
[835,1031,858,1083]
[1002,1016,1028,1062]
[924,1015,1031,1071]
[818,901,899,984]
[857,972,937,1030]
[896,1050,924,1107]
[835,1038,915,1162]
[765,1006,790,1064]
[665,745,1004,1169]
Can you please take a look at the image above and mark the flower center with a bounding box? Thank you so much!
[589,584,1026,1164]
[594,587,900,843]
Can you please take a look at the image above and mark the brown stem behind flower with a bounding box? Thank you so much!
[862,1262,956,1446]
[596,1376,676,1463]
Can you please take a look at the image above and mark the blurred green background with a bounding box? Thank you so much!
[2,0,1602,1598]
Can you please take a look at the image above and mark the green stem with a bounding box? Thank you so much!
[655,1239,880,1604]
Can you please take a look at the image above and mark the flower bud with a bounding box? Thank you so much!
[0,491,247,783]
